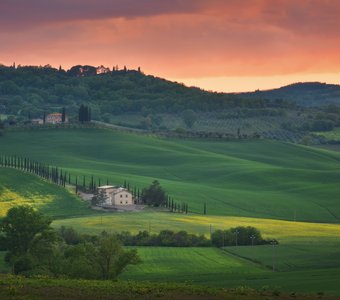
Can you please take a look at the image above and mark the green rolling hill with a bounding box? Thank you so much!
[1,127,340,294]
[0,167,91,218]
[1,127,340,222]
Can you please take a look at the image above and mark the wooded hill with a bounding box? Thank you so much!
[240,82,340,107]
[0,64,294,119]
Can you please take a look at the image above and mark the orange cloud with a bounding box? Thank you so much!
[1,0,340,91]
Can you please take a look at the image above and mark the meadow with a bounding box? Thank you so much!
[1,127,340,294]
[0,168,92,218]
[1,128,340,222]
[120,247,340,294]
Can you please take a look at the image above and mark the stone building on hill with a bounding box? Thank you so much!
[97,185,134,206]
[46,113,68,124]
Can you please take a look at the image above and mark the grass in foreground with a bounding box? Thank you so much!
[120,247,340,295]
[0,275,338,300]
[121,247,266,283]
[53,212,340,290]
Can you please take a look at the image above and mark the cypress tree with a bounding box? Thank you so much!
[88,107,92,122]
[204,203,207,215]
[61,107,66,123]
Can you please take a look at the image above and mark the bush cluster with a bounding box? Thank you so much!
[211,226,277,247]
[116,230,211,247]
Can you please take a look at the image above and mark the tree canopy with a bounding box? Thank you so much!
[141,180,167,206]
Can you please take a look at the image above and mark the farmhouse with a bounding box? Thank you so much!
[31,118,44,125]
[97,185,134,206]
[46,113,68,124]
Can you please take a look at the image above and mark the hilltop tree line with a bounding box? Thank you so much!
[0,64,295,121]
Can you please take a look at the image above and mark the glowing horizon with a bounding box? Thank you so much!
[1,0,340,93]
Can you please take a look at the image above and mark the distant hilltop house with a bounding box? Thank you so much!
[96,185,134,206]
[96,65,111,75]
[46,113,68,124]
[31,118,44,125]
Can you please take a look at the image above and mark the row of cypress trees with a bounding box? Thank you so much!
[165,197,189,214]
[0,154,103,193]
[0,154,186,213]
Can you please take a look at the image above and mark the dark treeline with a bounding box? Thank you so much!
[61,226,275,248]
[0,64,295,120]
[211,226,278,247]
[0,154,183,213]
[116,230,210,247]
[0,154,69,187]
[0,154,120,194]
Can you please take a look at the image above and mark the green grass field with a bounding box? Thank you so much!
[120,247,340,294]
[1,128,340,294]
[52,212,340,292]
[1,128,340,222]
[0,168,93,218]
[121,247,266,284]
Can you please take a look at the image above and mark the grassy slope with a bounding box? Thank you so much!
[121,247,340,294]
[1,128,340,293]
[53,212,340,290]
[0,168,92,218]
[121,247,266,285]
[1,128,340,222]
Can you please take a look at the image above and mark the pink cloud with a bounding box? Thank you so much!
[1,0,340,81]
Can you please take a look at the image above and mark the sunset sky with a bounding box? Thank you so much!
[1,0,340,92]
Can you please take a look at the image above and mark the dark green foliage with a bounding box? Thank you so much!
[242,82,340,107]
[0,207,139,279]
[0,64,291,120]
[141,180,167,206]
[91,188,108,206]
[182,109,197,128]
[61,107,66,123]
[0,206,52,257]
[116,230,210,247]
[59,226,81,245]
[211,226,271,247]
[78,104,91,123]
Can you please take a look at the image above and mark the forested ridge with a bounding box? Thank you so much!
[0,64,293,119]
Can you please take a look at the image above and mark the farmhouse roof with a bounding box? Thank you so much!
[98,185,115,189]
[47,113,62,116]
